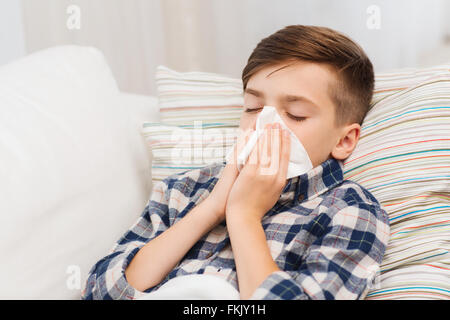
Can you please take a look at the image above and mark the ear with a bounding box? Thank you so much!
[331,123,361,161]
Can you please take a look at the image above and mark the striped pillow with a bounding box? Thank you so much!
[155,65,243,126]
[345,64,450,300]
[142,121,238,183]
[144,64,450,300]
[370,65,450,105]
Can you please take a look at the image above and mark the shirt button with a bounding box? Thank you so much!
[298,194,305,202]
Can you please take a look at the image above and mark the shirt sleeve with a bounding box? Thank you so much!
[248,202,390,300]
[81,179,172,300]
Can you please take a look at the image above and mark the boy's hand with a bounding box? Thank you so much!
[204,126,255,223]
[225,123,291,223]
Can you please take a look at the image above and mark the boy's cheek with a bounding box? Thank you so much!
[239,115,256,131]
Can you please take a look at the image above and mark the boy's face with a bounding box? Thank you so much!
[240,60,361,168]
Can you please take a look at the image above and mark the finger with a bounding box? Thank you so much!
[271,123,281,171]
[257,125,268,166]
[279,129,291,179]
[266,123,272,161]
[272,123,282,160]
[247,129,262,167]
[260,124,271,167]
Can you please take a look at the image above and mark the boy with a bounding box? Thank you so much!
[82,25,390,300]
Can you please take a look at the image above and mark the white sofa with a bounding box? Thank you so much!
[0,45,160,299]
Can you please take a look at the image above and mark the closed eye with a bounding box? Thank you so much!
[244,107,263,113]
[286,113,306,122]
[244,107,306,122]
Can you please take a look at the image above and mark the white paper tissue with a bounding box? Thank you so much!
[227,106,313,179]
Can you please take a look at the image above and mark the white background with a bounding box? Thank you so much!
[1,0,449,95]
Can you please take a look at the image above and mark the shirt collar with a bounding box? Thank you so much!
[279,157,345,205]
[219,157,344,205]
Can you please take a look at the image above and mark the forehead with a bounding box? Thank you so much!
[245,60,337,110]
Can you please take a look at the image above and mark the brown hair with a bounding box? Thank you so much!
[242,25,374,127]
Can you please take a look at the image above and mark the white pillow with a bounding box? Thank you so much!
[0,45,156,299]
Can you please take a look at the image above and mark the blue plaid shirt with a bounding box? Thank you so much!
[81,157,390,300]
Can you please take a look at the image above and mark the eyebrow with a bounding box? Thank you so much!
[244,87,319,109]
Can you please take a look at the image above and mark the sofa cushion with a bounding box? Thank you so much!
[0,45,156,299]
